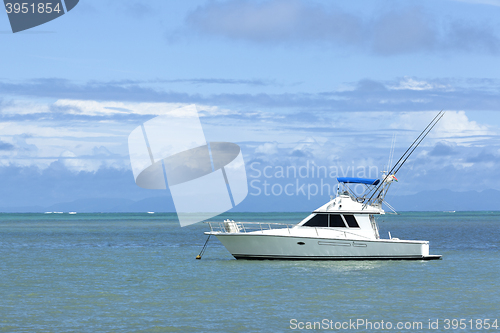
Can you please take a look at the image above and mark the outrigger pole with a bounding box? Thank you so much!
[362,110,446,208]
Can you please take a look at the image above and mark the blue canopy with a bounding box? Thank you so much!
[337,177,380,185]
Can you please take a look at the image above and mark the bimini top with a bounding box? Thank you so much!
[337,177,380,185]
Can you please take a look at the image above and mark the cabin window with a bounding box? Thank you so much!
[343,215,360,228]
[303,214,328,227]
[329,214,346,228]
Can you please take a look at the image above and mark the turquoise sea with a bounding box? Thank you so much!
[0,212,499,332]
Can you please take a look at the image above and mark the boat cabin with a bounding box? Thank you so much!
[294,177,387,240]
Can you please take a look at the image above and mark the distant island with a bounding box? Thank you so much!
[1,189,499,213]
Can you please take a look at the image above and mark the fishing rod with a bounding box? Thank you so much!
[362,110,444,204]
[384,110,444,178]
[364,110,444,201]
[393,111,445,175]
[362,110,445,207]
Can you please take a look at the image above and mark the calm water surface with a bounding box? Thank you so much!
[0,212,499,332]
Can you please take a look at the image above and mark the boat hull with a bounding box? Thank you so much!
[212,233,441,261]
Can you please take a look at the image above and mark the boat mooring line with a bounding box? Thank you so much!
[196,235,211,260]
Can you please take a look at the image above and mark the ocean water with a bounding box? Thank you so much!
[0,211,499,332]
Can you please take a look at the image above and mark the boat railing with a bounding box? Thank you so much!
[205,221,296,234]
[205,221,373,240]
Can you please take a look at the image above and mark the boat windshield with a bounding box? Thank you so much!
[303,214,360,228]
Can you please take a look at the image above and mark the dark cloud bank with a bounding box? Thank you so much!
[182,0,500,55]
[2,77,500,113]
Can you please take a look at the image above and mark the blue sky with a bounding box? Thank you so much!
[2,0,500,210]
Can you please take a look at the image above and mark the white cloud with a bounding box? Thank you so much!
[59,150,95,172]
[389,77,449,91]
[434,111,490,143]
[0,121,119,139]
[51,99,239,118]
[57,149,127,173]
[54,100,186,116]
[0,99,51,115]
[255,142,279,155]
[1,96,498,190]
[392,111,490,146]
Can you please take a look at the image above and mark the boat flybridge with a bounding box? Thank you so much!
[203,111,445,260]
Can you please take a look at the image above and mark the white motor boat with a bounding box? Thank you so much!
[204,112,445,261]
[205,176,441,260]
